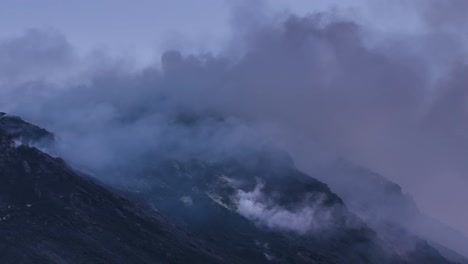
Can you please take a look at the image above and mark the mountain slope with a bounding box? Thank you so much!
[119,153,453,263]
[313,159,468,263]
[0,113,456,263]
[122,158,385,263]
[0,118,223,264]
[0,112,54,145]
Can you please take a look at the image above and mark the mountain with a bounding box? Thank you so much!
[1,112,54,146]
[121,157,456,264]
[0,113,457,263]
[313,159,468,263]
[0,114,224,263]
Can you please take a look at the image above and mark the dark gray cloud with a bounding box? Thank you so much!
[1,0,468,254]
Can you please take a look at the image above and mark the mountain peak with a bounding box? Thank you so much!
[0,112,54,146]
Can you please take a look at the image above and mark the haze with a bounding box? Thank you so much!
[1,0,467,241]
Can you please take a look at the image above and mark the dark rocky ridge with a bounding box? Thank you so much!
[0,113,54,145]
[0,119,224,263]
[120,155,455,264]
[0,113,456,263]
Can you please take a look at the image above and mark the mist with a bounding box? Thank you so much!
[1,0,468,257]
[236,182,348,235]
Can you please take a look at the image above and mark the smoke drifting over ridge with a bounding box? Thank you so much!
[236,182,344,235]
[0,0,468,243]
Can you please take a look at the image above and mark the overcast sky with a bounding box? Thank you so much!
[0,1,374,62]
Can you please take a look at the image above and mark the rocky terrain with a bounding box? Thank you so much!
[0,113,458,263]
[0,114,223,264]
